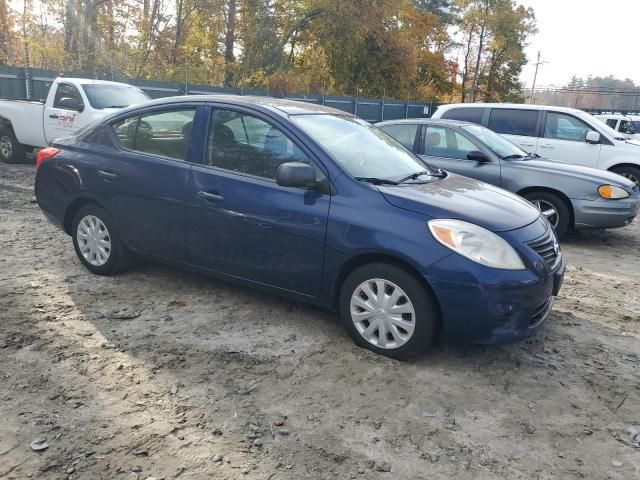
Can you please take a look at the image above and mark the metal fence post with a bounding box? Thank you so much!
[405,99,409,119]
[381,96,385,121]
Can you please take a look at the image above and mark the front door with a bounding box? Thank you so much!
[186,107,331,296]
[537,111,601,167]
[44,82,90,142]
[90,105,202,260]
[420,125,501,186]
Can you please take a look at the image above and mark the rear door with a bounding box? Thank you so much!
[419,125,501,186]
[486,108,540,152]
[44,83,91,142]
[92,104,204,260]
[538,111,601,167]
[186,106,331,296]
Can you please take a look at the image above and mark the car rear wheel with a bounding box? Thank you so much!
[0,127,27,164]
[524,191,570,239]
[71,204,129,275]
[611,165,640,188]
[339,263,438,360]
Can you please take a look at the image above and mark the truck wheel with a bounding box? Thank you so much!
[524,191,570,238]
[611,165,640,187]
[0,127,27,164]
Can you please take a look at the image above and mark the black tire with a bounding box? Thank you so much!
[71,204,129,275]
[611,165,640,188]
[0,127,27,164]
[339,263,438,360]
[524,191,570,239]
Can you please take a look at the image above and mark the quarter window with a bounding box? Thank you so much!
[206,110,310,179]
[544,112,594,142]
[423,126,477,160]
[605,119,618,129]
[110,108,196,161]
[440,107,484,125]
[379,124,419,151]
[488,109,538,137]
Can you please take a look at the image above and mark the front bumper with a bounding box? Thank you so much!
[571,196,639,229]
[426,217,566,345]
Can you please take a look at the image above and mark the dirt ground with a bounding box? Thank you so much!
[1,162,639,480]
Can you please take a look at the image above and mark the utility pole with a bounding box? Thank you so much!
[529,51,548,104]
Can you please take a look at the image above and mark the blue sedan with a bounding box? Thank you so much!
[35,96,565,359]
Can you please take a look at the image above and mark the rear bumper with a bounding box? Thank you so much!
[571,196,639,229]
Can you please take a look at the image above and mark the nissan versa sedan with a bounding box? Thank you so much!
[379,119,640,238]
[35,96,565,359]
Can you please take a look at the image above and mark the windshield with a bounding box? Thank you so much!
[81,84,151,109]
[632,121,640,134]
[461,124,528,159]
[291,114,433,180]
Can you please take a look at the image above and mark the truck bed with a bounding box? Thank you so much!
[0,98,45,104]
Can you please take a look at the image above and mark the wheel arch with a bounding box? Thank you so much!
[608,163,640,174]
[332,252,443,328]
[63,197,107,235]
[517,186,575,228]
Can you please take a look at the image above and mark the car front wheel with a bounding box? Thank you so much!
[339,263,438,360]
[71,204,129,275]
[524,191,570,238]
[611,165,640,188]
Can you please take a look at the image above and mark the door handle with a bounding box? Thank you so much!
[97,170,117,180]
[49,114,59,119]
[198,191,224,202]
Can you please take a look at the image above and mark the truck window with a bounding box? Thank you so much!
[619,120,635,134]
[605,119,618,129]
[440,107,484,125]
[53,83,83,109]
[488,109,538,137]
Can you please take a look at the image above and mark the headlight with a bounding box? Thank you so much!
[428,219,526,270]
[598,184,629,199]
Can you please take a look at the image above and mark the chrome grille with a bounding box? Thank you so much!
[526,229,560,269]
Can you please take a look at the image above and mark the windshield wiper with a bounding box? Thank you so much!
[355,177,399,185]
[102,105,129,109]
[502,154,525,160]
[398,170,445,183]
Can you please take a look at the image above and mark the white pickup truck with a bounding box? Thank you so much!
[0,77,151,163]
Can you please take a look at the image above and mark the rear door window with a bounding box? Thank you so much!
[110,108,197,161]
[605,118,618,129]
[488,109,538,137]
[440,107,484,125]
[378,124,419,151]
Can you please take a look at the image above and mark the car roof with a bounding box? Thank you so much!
[594,113,630,119]
[117,94,352,118]
[435,102,588,115]
[377,118,476,127]
[59,77,143,88]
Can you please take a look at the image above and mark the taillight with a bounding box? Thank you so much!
[35,147,61,171]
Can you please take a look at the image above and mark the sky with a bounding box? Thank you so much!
[518,0,640,88]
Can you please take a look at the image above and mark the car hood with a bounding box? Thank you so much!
[510,159,636,188]
[378,173,540,232]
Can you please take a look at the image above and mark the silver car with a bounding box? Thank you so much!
[378,119,640,238]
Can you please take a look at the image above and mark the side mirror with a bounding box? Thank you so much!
[467,150,491,162]
[585,131,601,144]
[276,162,316,188]
[58,97,84,112]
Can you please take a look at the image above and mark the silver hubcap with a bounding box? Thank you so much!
[350,278,416,350]
[77,215,111,266]
[532,200,560,228]
[0,135,12,158]
[620,172,639,187]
